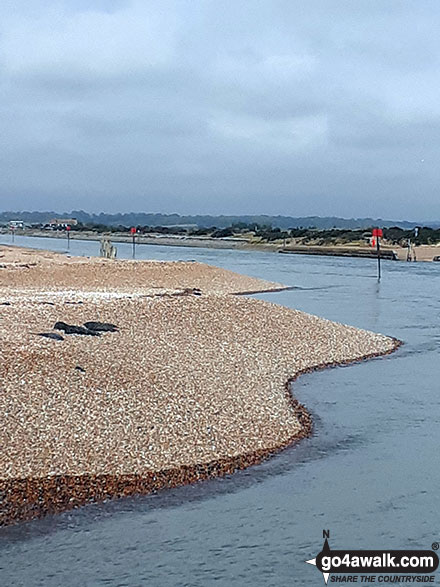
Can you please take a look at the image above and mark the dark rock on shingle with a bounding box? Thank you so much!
[54,322,101,336]
[83,321,118,332]
[37,332,64,341]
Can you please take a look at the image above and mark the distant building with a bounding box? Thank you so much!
[8,220,24,229]
[49,218,78,228]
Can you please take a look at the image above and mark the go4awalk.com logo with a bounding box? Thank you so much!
[306,531,439,584]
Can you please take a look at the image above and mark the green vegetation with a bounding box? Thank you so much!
[383,226,440,246]
[2,210,438,231]
[55,222,440,245]
[4,217,440,246]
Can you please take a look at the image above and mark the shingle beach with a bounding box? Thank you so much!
[0,246,400,525]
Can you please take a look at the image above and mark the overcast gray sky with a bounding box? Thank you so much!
[1,0,439,219]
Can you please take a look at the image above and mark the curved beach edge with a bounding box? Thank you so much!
[0,338,402,527]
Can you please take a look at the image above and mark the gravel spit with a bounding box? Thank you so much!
[0,246,400,524]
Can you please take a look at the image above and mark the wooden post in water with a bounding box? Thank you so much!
[406,238,411,262]
[130,227,136,258]
[100,238,117,259]
[413,227,419,262]
[372,228,383,281]
[376,235,381,281]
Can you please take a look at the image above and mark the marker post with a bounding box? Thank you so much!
[66,225,71,250]
[130,227,136,258]
[372,228,383,281]
[413,227,419,262]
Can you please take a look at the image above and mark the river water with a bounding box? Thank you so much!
[0,235,439,586]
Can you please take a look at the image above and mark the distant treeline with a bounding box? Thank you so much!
[286,226,440,246]
[382,226,440,246]
[1,210,438,230]
[66,222,440,245]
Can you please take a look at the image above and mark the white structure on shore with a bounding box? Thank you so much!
[49,218,78,228]
[8,220,24,229]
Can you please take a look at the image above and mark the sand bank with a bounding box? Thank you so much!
[0,246,399,525]
[0,245,285,296]
[394,244,440,262]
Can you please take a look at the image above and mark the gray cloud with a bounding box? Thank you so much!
[0,0,439,219]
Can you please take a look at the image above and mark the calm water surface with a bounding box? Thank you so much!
[0,235,439,586]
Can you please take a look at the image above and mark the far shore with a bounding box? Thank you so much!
[2,228,439,262]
